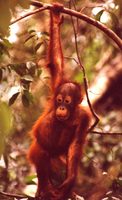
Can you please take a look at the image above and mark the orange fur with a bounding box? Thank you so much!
[28,3,91,200]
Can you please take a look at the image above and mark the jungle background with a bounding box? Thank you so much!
[0,0,122,200]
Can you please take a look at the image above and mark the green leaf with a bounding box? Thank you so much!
[37,69,42,77]
[24,35,36,43]
[29,30,36,34]
[95,9,104,21]
[31,55,38,59]
[0,54,4,62]
[3,38,13,48]
[25,174,37,184]
[44,76,50,79]
[9,63,26,76]
[22,94,30,108]
[24,90,34,104]
[21,75,33,84]
[35,42,43,52]
[9,92,20,106]
[42,31,50,36]
[2,46,10,58]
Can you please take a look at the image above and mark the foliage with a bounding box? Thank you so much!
[0,102,12,158]
[0,0,122,200]
[0,0,30,36]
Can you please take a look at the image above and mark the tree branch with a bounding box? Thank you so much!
[10,1,122,50]
[10,5,49,25]
[69,0,99,131]
[0,191,38,200]
[27,0,122,50]
[0,191,26,199]
[90,130,122,135]
[62,8,122,50]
